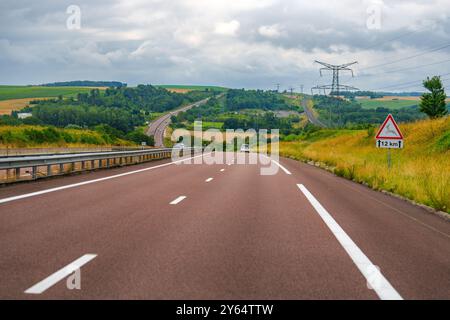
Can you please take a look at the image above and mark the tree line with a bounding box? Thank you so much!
[226,89,294,111]
[40,81,127,87]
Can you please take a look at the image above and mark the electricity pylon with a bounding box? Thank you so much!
[311,61,359,96]
[275,83,280,92]
[289,87,295,97]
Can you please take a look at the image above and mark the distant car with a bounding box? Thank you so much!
[240,144,250,153]
[173,143,186,149]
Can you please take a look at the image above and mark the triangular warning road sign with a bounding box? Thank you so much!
[376,114,403,140]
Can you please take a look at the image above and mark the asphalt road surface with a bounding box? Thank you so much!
[302,98,327,128]
[0,152,449,299]
[146,98,211,147]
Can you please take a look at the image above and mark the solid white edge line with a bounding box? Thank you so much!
[297,184,403,300]
[260,154,292,175]
[271,159,292,175]
[205,178,213,182]
[0,153,206,205]
[24,254,97,294]
[170,196,187,205]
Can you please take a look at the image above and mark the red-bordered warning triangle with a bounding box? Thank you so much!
[376,114,403,140]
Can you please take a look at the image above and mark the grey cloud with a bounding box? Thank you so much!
[0,0,450,91]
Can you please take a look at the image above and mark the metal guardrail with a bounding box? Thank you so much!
[0,146,161,158]
[0,147,201,183]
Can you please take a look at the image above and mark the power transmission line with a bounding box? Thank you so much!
[338,29,423,62]
[377,58,450,74]
[378,79,450,91]
[356,57,450,78]
[372,73,450,91]
[361,42,450,71]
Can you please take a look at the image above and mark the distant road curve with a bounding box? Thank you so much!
[302,97,327,128]
[146,98,211,147]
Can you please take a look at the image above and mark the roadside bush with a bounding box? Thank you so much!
[125,130,154,146]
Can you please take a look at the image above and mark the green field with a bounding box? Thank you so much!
[358,99,419,110]
[156,85,228,92]
[0,86,102,101]
[185,121,224,130]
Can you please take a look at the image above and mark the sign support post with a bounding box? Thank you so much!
[387,148,391,169]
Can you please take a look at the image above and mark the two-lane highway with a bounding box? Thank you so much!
[0,152,449,299]
[146,98,211,147]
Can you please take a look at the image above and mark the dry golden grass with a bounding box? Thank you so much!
[0,97,51,115]
[279,117,450,213]
[166,88,192,93]
[374,96,450,102]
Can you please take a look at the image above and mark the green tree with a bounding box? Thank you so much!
[420,76,448,118]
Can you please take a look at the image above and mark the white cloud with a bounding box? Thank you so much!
[214,20,240,36]
[258,24,284,38]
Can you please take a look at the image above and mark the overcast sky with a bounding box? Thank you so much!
[1,0,450,92]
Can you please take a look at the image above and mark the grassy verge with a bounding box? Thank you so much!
[279,117,450,213]
[0,125,134,148]
[164,127,174,147]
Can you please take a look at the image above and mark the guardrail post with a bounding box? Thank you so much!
[15,167,20,179]
[106,159,110,168]
[32,166,37,179]
[47,164,52,176]
[91,160,95,169]
[59,163,64,174]
[98,159,102,168]
[81,161,85,170]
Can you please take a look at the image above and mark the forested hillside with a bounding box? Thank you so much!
[226,89,294,111]
[171,90,303,134]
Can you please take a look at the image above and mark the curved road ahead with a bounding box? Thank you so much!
[146,98,211,147]
[0,152,449,299]
[302,97,327,127]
